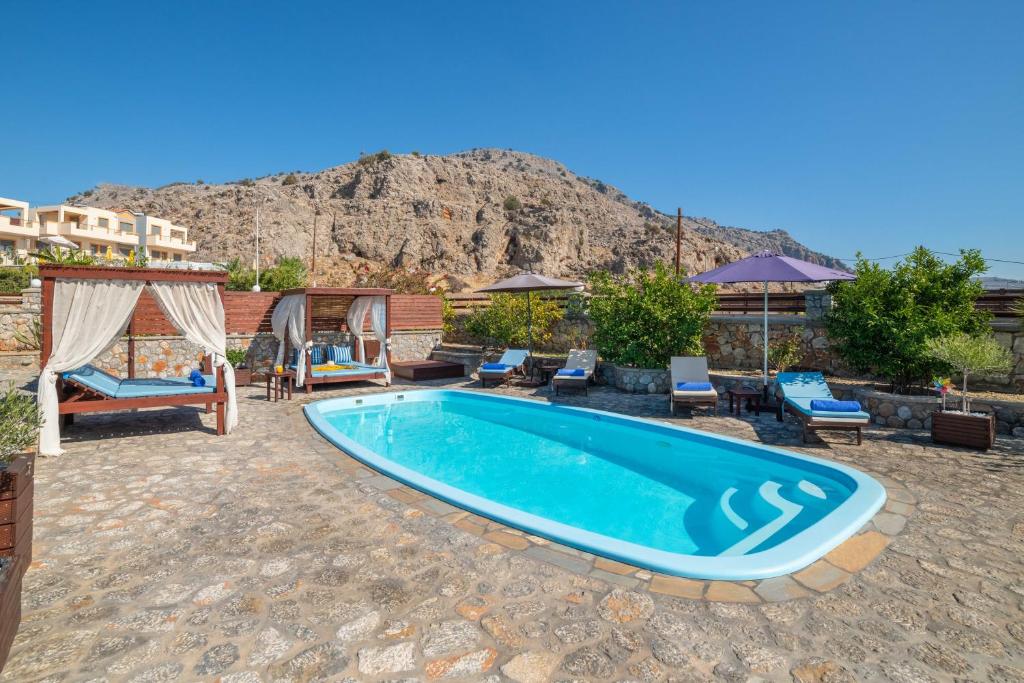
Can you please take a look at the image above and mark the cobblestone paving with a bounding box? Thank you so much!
[3,368,1024,682]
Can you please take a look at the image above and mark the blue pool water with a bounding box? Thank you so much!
[305,390,886,579]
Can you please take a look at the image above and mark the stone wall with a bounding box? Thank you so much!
[597,364,671,394]
[702,316,836,374]
[0,289,39,352]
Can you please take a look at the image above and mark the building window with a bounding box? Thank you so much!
[97,217,109,228]
[119,221,133,232]
[0,239,15,252]
[173,253,182,262]
[119,246,132,257]
[151,250,166,260]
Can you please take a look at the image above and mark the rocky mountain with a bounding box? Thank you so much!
[69,149,843,290]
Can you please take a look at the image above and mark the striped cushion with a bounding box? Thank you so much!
[309,345,326,365]
[327,345,352,363]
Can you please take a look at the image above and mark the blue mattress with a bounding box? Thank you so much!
[289,362,384,378]
[63,365,216,399]
[777,371,869,420]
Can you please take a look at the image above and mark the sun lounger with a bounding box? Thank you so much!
[63,365,216,399]
[477,349,529,388]
[775,371,869,444]
[669,357,719,415]
[552,350,597,395]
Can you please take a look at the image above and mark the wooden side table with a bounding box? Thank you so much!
[266,371,294,402]
[727,386,762,416]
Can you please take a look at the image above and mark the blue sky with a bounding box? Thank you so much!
[3,1,1022,277]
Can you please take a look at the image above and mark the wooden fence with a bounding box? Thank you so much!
[976,289,1024,317]
[129,292,443,335]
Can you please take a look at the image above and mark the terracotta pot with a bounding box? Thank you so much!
[931,410,995,450]
[234,368,253,387]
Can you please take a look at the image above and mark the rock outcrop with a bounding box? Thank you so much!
[69,149,842,289]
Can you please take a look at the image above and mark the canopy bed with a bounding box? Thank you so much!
[38,265,238,456]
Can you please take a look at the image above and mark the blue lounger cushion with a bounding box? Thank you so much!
[557,368,586,377]
[676,381,712,391]
[64,365,216,399]
[481,362,510,371]
[810,399,861,412]
[786,396,870,420]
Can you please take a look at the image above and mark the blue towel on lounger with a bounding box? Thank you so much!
[676,382,712,391]
[810,399,860,412]
[557,368,585,377]
[481,362,508,371]
[189,369,206,387]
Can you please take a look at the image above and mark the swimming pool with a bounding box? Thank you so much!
[305,390,886,580]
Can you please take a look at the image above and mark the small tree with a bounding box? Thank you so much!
[768,327,805,373]
[503,196,522,212]
[0,386,41,464]
[925,333,1013,413]
[464,293,563,349]
[826,247,990,393]
[260,257,308,291]
[587,262,717,368]
[281,173,298,185]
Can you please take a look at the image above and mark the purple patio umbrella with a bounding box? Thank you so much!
[478,273,584,359]
[688,251,854,396]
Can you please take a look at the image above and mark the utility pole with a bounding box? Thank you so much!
[253,188,262,292]
[675,207,682,276]
[311,209,318,287]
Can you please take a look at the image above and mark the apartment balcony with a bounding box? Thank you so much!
[57,222,140,246]
[0,216,38,239]
[148,231,197,252]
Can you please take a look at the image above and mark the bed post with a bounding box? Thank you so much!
[127,314,136,379]
[40,275,53,369]
[385,293,392,367]
[305,291,313,394]
[215,282,226,435]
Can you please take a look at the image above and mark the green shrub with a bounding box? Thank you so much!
[925,333,1013,412]
[826,247,990,393]
[464,292,563,349]
[225,348,248,367]
[34,247,95,266]
[0,267,31,294]
[441,296,456,337]
[281,173,298,185]
[587,262,717,368]
[357,150,392,166]
[503,196,522,212]
[226,256,307,291]
[0,386,41,464]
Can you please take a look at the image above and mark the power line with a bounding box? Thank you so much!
[834,251,1024,267]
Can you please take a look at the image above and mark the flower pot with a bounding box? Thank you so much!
[931,410,995,450]
[234,367,253,387]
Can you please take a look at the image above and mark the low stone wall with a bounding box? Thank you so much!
[0,290,39,353]
[703,315,837,374]
[598,364,671,394]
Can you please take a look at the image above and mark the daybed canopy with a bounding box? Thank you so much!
[38,265,238,456]
[270,287,393,390]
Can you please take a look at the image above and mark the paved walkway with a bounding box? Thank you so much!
[2,369,1023,682]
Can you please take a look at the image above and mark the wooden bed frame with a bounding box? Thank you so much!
[40,265,230,436]
[278,287,394,394]
[777,400,864,445]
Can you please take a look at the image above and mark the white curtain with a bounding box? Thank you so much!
[39,279,145,456]
[346,296,373,364]
[370,296,391,382]
[149,281,238,434]
[271,293,308,386]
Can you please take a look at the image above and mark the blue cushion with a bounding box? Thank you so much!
[291,348,299,366]
[676,382,713,391]
[327,344,352,363]
[309,345,326,365]
[188,369,206,387]
[481,362,509,371]
[557,368,585,377]
[810,399,861,412]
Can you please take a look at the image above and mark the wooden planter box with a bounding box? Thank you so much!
[931,410,996,450]
[0,450,33,672]
[234,368,253,387]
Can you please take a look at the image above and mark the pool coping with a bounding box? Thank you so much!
[293,393,915,603]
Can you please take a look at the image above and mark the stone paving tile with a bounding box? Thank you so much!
[2,369,1024,681]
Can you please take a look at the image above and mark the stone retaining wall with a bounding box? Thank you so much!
[0,290,39,353]
[598,364,672,394]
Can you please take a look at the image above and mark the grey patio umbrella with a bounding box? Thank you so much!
[477,273,584,359]
[37,236,80,250]
[689,251,855,398]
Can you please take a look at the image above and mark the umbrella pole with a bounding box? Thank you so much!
[763,280,769,401]
[526,292,533,362]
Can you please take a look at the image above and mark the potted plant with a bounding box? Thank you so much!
[924,333,1014,449]
[0,385,40,669]
[226,348,253,387]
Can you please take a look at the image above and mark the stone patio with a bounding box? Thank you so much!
[2,367,1024,682]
